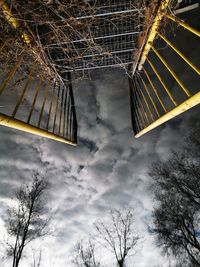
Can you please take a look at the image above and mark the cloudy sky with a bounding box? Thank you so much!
[0,63,200,267]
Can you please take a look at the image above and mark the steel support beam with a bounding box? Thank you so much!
[0,0,31,44]
[0,113,77,145]
[135,91,200,138]
[132,0,171,74]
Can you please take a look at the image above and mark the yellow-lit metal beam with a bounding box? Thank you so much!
[136,0,171,72]
[140,75,160,117]
[135,92,200,138]
[143,67,167,113]
[135,89,149,126]
[0,113,77,145]
[138,80,154,123]
[166,13,200,37]
[150,45,191,97]
[146,58,177,106]
[0,0,31,44]
[157,32,200,76]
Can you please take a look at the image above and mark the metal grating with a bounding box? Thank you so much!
[46,0,144,72]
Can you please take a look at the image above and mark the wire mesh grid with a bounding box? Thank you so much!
[53,2,143,72]
[0,0,146,80]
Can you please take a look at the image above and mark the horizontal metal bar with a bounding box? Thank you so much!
[166,13,200,37]
[82,49,134,58]
[75,8,140,19]
[0,113,77,145]
[68,61,133,71]
[174,3,199,15]
[135,91,200,138]
[51,31,140,46]
[55,49,135,62]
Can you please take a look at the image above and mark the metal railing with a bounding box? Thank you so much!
[0,54,77,145]
[130,1,200,138]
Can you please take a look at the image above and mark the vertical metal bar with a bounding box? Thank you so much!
[58,86,64,135]
[136,74,155,122]
[0,53,24,96]
[27,79,43,124]
[128,76,138,133]
[46,82,56,131]
[53,85,60,134]
[146,58,177,106]
[143,67,167,113]
[135,92,147,129]
[135,87,149,126]
[66,95,71,138]
[166,13,200,37]
[67,72,77,143]
[150,44,191,97]
[133,77,147,129]
[132,78,142,132]
[63,87,68,137]
[69,108,73,141]
[140,74,160,117]
[12,63,35,118]
[157,32,200,76]
[38,80,51,128]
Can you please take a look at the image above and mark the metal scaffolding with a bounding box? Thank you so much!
[0,0,199,144]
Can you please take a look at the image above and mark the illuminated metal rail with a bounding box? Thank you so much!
[75,8,140,20]
[0,55,77,145]
[130,1,200,138]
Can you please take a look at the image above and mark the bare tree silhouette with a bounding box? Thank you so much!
[4,172,50,267]
[150,125,200,266]
[73,239,100,267]
[95,208,140,267]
